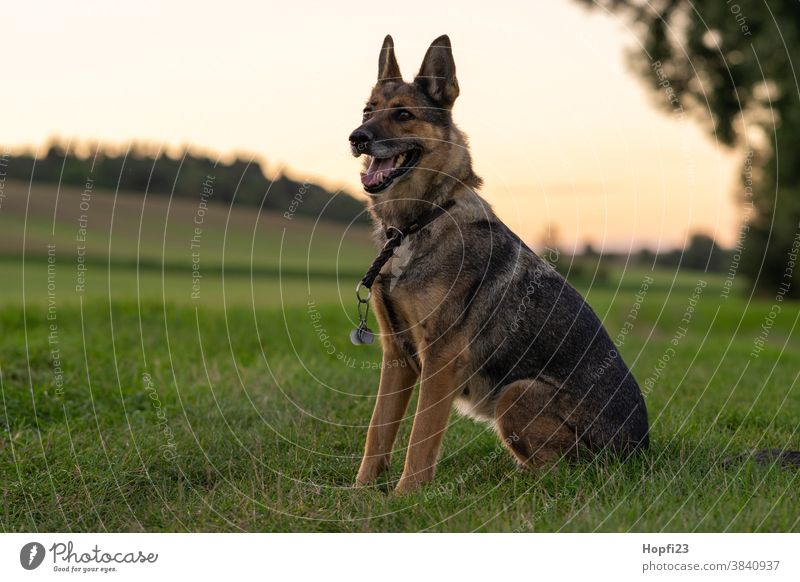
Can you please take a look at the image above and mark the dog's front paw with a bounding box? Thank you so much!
[395,473,430,494]
[394,480,417,494]
[354,472,380,488]
[355,457,390,487]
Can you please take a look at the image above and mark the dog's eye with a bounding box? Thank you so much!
[395,109,414,122]
[362,109,372,122]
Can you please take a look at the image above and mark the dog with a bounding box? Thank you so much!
[348,34,652,493]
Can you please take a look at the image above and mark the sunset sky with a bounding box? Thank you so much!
[5,0,744,251]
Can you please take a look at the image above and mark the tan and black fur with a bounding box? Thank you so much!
[348,35,652,493]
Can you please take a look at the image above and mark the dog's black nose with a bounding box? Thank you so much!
[349,128,372,150]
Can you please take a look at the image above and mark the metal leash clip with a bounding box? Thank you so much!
[348,201,454,347]
[350,281,375,345]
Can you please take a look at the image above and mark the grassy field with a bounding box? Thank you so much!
[1,180,799,532]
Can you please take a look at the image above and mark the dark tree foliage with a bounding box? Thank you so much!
[577,0,800,297]
[658,233,728,272]
[1,143,368,225]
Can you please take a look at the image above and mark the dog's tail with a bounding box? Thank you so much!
[723,448,800,469]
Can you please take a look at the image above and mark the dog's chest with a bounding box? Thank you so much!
[375,239,453,350]
[382,234,451,290]
[383,236,415,291]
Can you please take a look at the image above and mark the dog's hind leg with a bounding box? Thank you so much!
[494,379,587,467]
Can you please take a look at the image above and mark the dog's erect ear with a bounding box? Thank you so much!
[414,35,459,108]
[378,35,402,83]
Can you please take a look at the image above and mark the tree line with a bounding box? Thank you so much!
[2,142,369,225]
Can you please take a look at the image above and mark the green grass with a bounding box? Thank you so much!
[1,180,799,531]
[0,180,375,276]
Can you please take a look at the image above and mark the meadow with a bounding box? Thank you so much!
[1,180,798,532]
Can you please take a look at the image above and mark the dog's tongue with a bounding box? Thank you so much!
[361,156,395,187]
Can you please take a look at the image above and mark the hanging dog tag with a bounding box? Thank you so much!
[352,281,375,345]
[350,322,375,345]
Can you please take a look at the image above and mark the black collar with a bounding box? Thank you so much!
[360,199,456,290]
[381,198,457,240]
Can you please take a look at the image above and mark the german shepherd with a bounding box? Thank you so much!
[349,35,799,495]
[348,34,650,493]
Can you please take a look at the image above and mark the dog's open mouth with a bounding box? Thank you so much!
[360,147,421,194]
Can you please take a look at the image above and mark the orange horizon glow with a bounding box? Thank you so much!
[4,0,745,253]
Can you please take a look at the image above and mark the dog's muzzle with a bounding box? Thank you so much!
[349,128,372,156]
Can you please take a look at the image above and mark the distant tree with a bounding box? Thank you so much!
[682,232,725,272]
[576,0,800,297]
[539,222,562,265]
[637,247,655,268]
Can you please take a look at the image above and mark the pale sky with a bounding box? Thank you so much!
[5,0,743,251]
